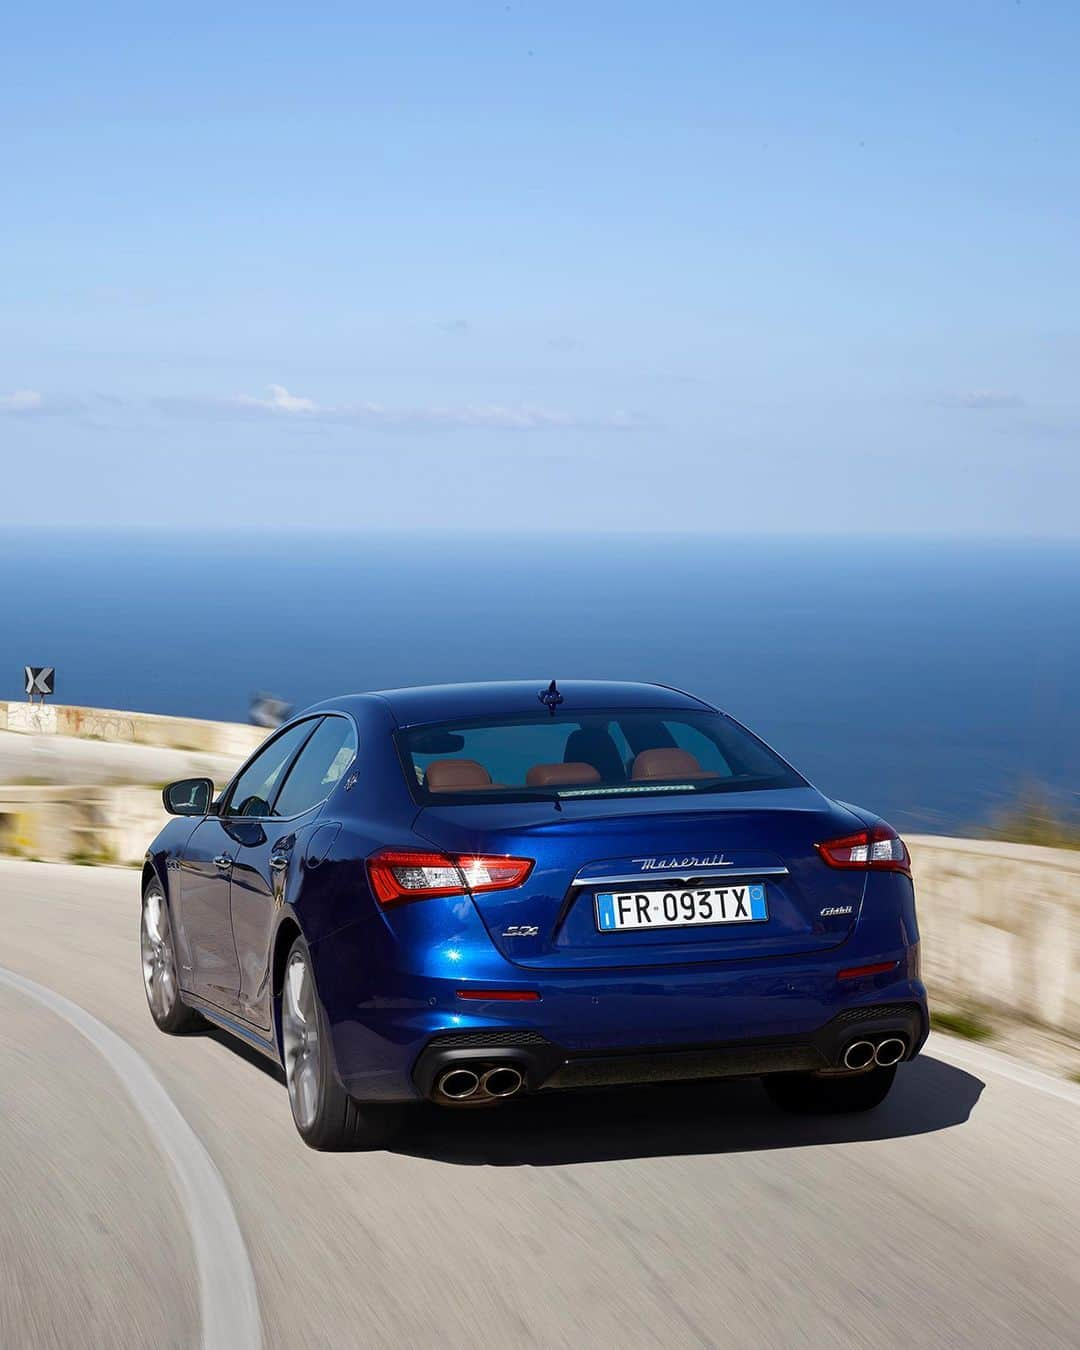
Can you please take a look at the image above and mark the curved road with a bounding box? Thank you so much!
[1,860,1077,1349]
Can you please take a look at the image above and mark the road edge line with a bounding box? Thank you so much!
[0,965,262,1350]
[927,1030,1080,1106]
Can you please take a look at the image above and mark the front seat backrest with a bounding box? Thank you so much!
[525,762,602,788]
[630,747,718,781]
[425,758,494,792]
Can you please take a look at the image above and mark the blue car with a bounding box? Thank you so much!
[143,681,928,1149]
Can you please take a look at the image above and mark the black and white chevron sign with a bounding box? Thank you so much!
[24,667,55,697]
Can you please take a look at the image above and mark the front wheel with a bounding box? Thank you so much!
[763,1064,897,1114]
[280,936,402,1150]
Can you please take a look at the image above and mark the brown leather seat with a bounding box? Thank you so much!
[630,748,718,781]
[525,761,602,788]
[425,758,496,792]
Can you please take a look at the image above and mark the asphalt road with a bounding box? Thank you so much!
[1,860,1077,1349]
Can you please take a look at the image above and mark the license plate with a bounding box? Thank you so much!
[595,883,768,932]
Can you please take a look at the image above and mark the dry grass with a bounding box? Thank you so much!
[979,787,1079,851]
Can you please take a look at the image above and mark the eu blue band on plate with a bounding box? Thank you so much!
[749,883,767,920]
[596,893,617,929]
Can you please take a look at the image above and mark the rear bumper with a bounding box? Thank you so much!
[314,861,926,1101]
[412,1001,927,1101]
[321,927,927,1100]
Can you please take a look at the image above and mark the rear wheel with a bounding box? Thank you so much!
[141,882,201,1034]
[280,935,402,1150]
[763,1064,897,1114]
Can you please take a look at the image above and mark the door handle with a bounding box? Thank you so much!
[269,852,290,873]
[213,854,233,870]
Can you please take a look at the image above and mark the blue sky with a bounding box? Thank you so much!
[1,1,1078,534]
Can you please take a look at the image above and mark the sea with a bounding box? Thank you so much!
[1,530,1076,836]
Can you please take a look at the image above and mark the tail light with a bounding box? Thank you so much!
[816,823,911,875]
[367,848,534,906]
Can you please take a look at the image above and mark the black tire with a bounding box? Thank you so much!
[141,881,202,1034]
[763,1064,897,1114]
[280,935,402,1150]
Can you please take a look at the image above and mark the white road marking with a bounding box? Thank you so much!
[927,1031,1080,1107]
[0,965,262,1350]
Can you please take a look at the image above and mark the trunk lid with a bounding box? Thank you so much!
[415,786,867,970]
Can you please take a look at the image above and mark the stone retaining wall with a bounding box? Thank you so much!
[908,834,1079,1036]
[0,701,265,758]
[0,784,168,866]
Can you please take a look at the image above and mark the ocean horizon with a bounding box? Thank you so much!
[1,530,1076,836]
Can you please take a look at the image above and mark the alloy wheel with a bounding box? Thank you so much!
[283,951,321,1131]
[141,887,178,1021]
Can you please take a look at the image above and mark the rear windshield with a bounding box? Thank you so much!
[397,710,805,803]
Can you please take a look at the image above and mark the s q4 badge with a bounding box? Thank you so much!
[502,925,540,937]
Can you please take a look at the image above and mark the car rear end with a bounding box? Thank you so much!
[337,690,928,1110]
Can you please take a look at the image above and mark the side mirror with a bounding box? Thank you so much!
[162,777,214,816]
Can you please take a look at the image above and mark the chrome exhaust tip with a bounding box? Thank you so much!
[842,1040,876,1071]
[438,1067,481,1100]
[481,1066,524,1099]
[874,1037,906,1067]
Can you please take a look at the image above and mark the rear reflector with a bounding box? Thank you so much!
[837,961,898,981]
[816,823,911,875]
[367,848,533,906]
[456,989,541,1002]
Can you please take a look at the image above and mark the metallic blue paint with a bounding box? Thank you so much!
[144,681,928,1105]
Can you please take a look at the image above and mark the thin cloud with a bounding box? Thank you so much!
[236,384,319,414]
[0,390,82,416]
[159,385,642,432]
[934,390,1026,410]
[0,389,44,412]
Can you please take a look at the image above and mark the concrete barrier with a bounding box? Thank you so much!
[0,701,265,758]
[0,703,265,868]
[908,835,1080,1038]
[0,784,168,866]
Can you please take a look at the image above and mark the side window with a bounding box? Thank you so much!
[273,717,358,818]
[224,720,320,818]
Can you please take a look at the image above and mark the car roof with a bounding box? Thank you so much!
[307,680,715,727]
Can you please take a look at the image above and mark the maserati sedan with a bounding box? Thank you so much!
[142,680,927,1149]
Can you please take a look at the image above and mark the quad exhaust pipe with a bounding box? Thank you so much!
[436,1063,525,1103]
[438,1067,482,1100]
[842,1040,876,1070]
[841,1036,908,1071]
[874,1037,907,1067]
[481,1066,524,1098]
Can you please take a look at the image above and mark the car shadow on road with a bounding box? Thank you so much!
[196,1024,287,1086]
[390,1055,984,1167]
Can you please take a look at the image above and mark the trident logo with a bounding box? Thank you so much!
[538,679,563,715]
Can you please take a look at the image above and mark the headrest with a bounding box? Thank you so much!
[525,762,602,788]
[630,748,717,781]
[425,758,494,792]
